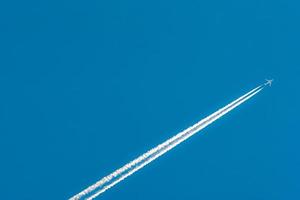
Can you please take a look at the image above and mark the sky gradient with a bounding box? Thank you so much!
[0,0,299,199]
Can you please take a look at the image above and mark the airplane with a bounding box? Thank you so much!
[265,79,274,86]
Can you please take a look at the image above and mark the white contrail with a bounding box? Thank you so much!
[70,83,265,200]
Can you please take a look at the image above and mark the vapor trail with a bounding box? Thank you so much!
[70,83,265,200]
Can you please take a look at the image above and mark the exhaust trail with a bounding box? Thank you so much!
[70,83,266,200]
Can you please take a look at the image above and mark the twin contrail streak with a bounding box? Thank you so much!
[70,82,267,200]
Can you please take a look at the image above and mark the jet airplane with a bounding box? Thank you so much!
[265,79,274,86]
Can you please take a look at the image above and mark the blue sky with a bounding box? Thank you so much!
[0,0,299,199]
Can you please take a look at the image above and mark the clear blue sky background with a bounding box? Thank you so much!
[0,0,299,199]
